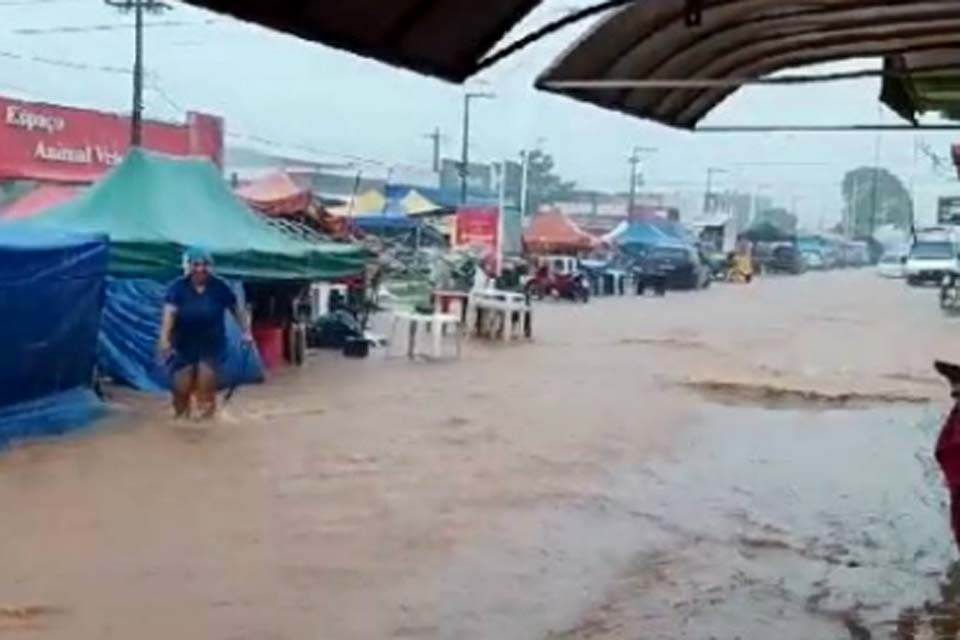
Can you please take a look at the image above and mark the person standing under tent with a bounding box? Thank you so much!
[157,248,252,419]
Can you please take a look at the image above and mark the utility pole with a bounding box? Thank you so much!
[460,92,495,205]
[848,177,861,238]
[496,160,507,275]
[105,0,170,147]
[424,127,442,173]
[627,146,656,215]
[519,149,530,218]
[704,167,728,215]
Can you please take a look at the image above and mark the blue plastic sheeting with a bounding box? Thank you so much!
[99,278,265,393]
[0,228,107,406]
[0,227,107,446]
[652,219,697,243]
[352,216,421,231]
[386,183,496,209]
[615,222,685,248]
[0,389,104,447]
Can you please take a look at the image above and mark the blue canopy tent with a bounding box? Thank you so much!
[651,218,698,244]
[386,183,497,210]
[352,213,447,248]
[352,215,420,231]
[613,221,688,249]
[0,227,108,446]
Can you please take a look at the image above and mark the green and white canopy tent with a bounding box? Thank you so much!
[19,149,368,281]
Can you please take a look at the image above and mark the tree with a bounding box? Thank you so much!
[525,149,577,214]
[755,207,798,233]
[842,167,913,236]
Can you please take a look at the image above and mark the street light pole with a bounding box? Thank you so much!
[627,146,656,215]
[459,92,494,205]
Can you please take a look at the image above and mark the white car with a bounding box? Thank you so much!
[905,240,960,286]
[876,254,906,278]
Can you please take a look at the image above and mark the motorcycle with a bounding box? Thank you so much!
[524,268,590,303]
[941,272,960,312]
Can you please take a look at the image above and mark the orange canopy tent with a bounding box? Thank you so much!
[235,172,312,216]
[523,209,597,255]
[0,184,80,220]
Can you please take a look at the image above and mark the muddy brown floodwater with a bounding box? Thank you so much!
[2,271,960,639]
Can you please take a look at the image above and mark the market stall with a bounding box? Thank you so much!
[522,209,596,255]
[16,149,369,389]
[236,171,312,217]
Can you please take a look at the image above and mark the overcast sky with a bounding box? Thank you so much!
[2,0,959,227]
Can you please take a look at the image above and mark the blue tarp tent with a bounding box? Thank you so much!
[99,279,265,393]
[386,183,497,209]
[614,221,685,248]
[0,227,107,446]
[352,215,420,231]
[651,218,698,244]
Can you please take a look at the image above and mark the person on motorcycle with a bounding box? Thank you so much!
[730,240,754,283]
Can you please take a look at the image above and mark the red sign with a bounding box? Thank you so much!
[0,95,223,183]
[454,206,499,254]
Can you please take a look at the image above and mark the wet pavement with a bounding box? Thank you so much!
[2,270,960,639]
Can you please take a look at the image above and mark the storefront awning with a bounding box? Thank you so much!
[537,1,960,129]
[881,50,960,123]
[182,0,542,81]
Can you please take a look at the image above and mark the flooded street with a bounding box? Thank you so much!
[3,271,960,639]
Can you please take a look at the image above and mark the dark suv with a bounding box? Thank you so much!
[645,245,711,290]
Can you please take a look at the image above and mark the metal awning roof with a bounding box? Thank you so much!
[181,0,543,81]
[537,0,960,129]
[882,49,960,122]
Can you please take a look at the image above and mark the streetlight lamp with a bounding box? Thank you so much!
[460,91,495,205]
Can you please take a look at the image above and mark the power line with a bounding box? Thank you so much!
[0,0,85,6]
[0,48,132,74]
[11,18,218,35]
[146,77,184,114]
[144,74,437,174]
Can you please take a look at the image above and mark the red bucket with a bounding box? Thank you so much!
[252,323,284,370]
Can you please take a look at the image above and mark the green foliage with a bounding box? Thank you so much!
[755,207,798,233]
[842,167,913,234]
[525,149,577,213]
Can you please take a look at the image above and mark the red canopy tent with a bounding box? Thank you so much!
[235,172,312,216]
[523,209,597,255]
[0,184,80,220]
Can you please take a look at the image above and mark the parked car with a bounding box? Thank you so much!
[876,254,906,279]
[768,244,806,274]
[840,241,870,267]
[801,249,826,270]
[797,236,829,270]
[645,245,711,290]
[905,240,960,286]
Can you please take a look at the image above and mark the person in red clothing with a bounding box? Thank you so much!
[934,360,960,550]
